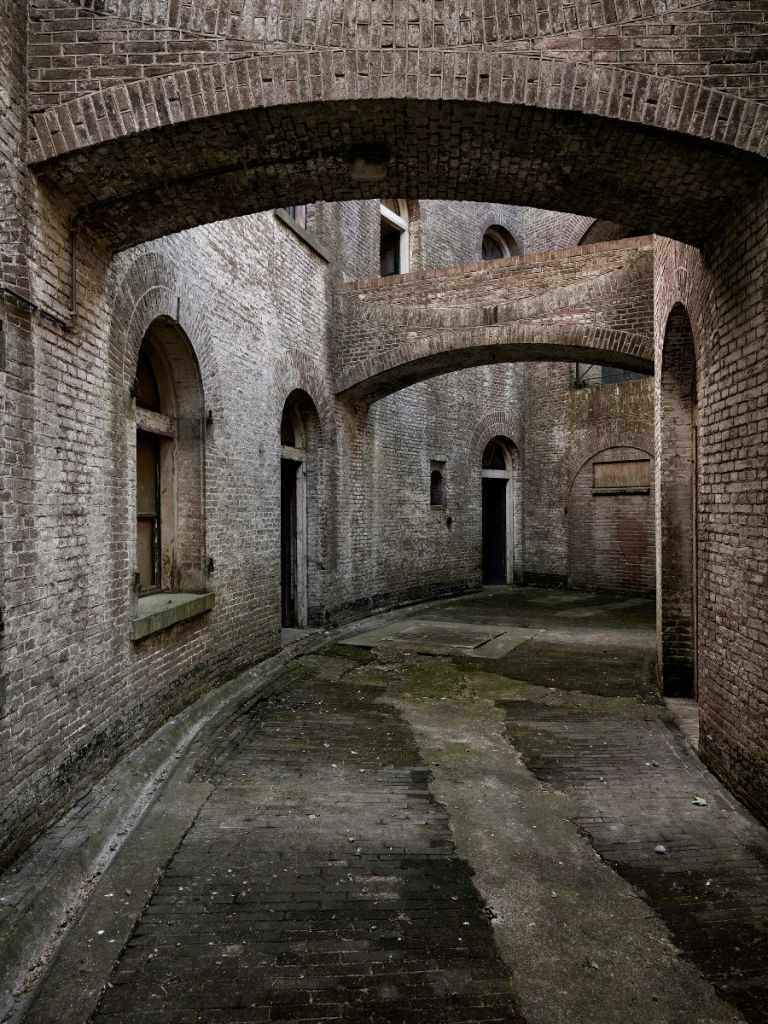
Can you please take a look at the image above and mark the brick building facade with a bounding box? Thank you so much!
[1,1,766,864]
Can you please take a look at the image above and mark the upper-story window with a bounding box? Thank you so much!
[481,226,520,262]
[380,199,410,276]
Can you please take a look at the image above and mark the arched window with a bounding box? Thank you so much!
[133,318,206,601]
[481,226,520,262]
[380,199,409,276]
[481,439,508,470]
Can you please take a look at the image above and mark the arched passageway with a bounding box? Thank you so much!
[31,66,766,252]
[334,236,655,403]
[658,304,698,698]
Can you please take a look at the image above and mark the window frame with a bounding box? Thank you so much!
[380,199,410,276]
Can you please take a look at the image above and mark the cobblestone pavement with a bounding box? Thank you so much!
[502,702,768,1022]
[93,670,522,1024]
[12,589,768,1024]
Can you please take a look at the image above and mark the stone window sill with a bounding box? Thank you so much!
[274,210,331,263]
[592,486,651,497]
[132,592,215,641]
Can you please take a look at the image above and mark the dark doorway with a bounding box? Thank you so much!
[482,478,507,584]
[281,458,298,627]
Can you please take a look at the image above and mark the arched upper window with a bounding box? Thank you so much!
[481,439,508,470]
[380,199,410,276]
[481,226,520,262]
[133,319,206,600]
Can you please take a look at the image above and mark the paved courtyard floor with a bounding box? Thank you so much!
[8,589,768,1024]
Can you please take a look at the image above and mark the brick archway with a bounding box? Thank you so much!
[335,322,652,405]
[31,54,767,251]
[470,415,523,469]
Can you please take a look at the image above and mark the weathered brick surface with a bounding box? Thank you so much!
[27,48,768,250]
[334,239,655,402]
[654,186,768,822]
[92,671,523,1023]
[504,695,768,1022]
[27,1,768,109]
[1,0,766,881]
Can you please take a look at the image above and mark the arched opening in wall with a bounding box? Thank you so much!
[567,447,655,595]
[659,304,698,698]
[481,437,519,585]
[481,226,520,261]
[133,317,207,602]
[380,199,410,276]
[280,390,320,629]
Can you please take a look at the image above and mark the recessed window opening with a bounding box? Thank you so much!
[430,462,446,506]
[481,226,520,262]
[136,431,161,593]
[380,199,409,276]
[132,320,206,601]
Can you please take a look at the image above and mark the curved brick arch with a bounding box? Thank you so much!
[336,322,652,405]
[110,250,219,391]
[470,414,523,469]
[63,0,709,48]
[271,349,337,440]
[30,53,768,251]
[558,422,655,508]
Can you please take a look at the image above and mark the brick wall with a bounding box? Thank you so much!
[654,185,768,823]
[28,1,768,110]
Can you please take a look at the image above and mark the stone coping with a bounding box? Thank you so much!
[274,209,331,262]
[132,591,215,641]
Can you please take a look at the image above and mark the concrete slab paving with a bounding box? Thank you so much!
[8,589,768,1024]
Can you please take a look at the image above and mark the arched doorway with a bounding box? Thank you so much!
[658,304,698,697]
[280,390,320,628]
[481,437,518,585]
